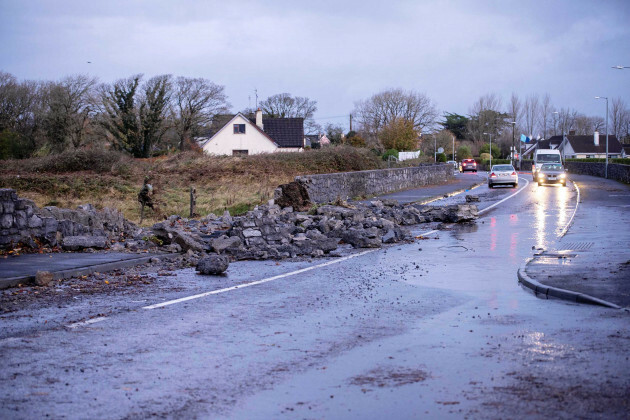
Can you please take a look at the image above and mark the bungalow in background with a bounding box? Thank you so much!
[200,109,304,156]
[524,132,623,160]
[557,132,623,160]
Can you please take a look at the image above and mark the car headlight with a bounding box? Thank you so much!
[559,173,566,178]
[538,174,545,179]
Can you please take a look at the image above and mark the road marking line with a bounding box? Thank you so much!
[144,250,376,309]
[66,316,108,329]
[478,177,530,215]
[559,182,580,238]
[144,230,441,310]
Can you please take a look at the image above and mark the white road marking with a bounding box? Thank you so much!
[66,316,108,329]
[478,177,530,215]
[144,230,442,310]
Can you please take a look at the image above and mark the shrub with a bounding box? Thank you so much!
[436,152,447,162]
[1,149,130,174]
[456,145,472,160]
[382,149,399,161]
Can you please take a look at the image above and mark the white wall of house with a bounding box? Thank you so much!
[202,114,278,156]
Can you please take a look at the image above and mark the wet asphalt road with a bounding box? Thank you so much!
[1,175,629,419]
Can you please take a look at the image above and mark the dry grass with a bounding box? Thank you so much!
[0,147,432,226]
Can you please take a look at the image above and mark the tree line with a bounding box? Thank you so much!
[1,70,628,160]
[0,71,322,160]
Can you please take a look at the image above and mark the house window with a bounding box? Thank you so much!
[233,124,246,134]
[232,150,248,156]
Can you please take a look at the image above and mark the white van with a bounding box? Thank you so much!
[532,149,562,180]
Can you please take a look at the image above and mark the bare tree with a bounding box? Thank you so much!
[172,77,230,150]
[574,114,604,135]
[43,74,98,151]
[0,72,46,156]
[354,88,438,140]
[523,94,540,138]
[557,107,578,135]
[507,93,522,127]
[539,93,553,139]
[259,93,320,134]
[467,93,507,145]
[259,93,317,118]
[610,97,628,138]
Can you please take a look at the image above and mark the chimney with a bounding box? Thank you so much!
[594,131,599,146]
[569,130,576,136]
[255,108,263,130]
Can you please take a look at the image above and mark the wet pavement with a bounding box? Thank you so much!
[519,175,630,309]
[1,172,628,310]
[364,171,486,204]
[0,252,172,289]
[2,172,629,419]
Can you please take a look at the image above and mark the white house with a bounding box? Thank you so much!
[557,132,623,159]
[201,110,304,156]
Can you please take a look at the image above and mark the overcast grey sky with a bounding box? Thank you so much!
[1,0,629,132]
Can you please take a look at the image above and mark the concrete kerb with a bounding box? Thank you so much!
[0,253,179,290]
[516,258,622,310]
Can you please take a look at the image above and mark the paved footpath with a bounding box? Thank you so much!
[519,174,630,309]
[0,252,170,289]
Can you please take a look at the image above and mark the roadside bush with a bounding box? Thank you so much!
[436,152,447,162]
[566,158,630,165]
[0,149,130,174]
[0,130,33,160]
[457,145,472,160]
[382,149,399,161]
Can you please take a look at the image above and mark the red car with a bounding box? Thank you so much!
[461,159,477,173]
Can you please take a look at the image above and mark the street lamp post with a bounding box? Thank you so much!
[595,96,609,179]
[483,132,492,171]
[434,134,437,162]
[510,121,516,168]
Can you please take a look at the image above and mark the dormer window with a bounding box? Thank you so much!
[233,124,246,134]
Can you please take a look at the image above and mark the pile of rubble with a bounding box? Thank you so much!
[2,187,479,274]
[150,200,479,263]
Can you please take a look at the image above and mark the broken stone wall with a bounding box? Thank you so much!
[295,164,453,203]
[0,188,135,250]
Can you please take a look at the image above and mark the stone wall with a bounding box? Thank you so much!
[566,162,630,184]
[294,164,453,204]
[0,188,135,249]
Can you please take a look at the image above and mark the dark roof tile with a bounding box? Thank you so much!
[262,118,304,148]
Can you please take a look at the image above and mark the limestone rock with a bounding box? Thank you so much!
[274,181,312,211]
[35,271,54,286]
[61,235,108,251]
[196,254,230,275]
[210,235,242,253]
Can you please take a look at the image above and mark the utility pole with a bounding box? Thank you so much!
[349,114,353,132]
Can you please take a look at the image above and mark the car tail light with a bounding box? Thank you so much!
[511,171,516,175]
[490,173,496,178]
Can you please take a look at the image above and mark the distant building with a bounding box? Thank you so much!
[200,109,304,156]
[556,132,623,159]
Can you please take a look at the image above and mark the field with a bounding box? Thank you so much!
[0,147,430,226]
